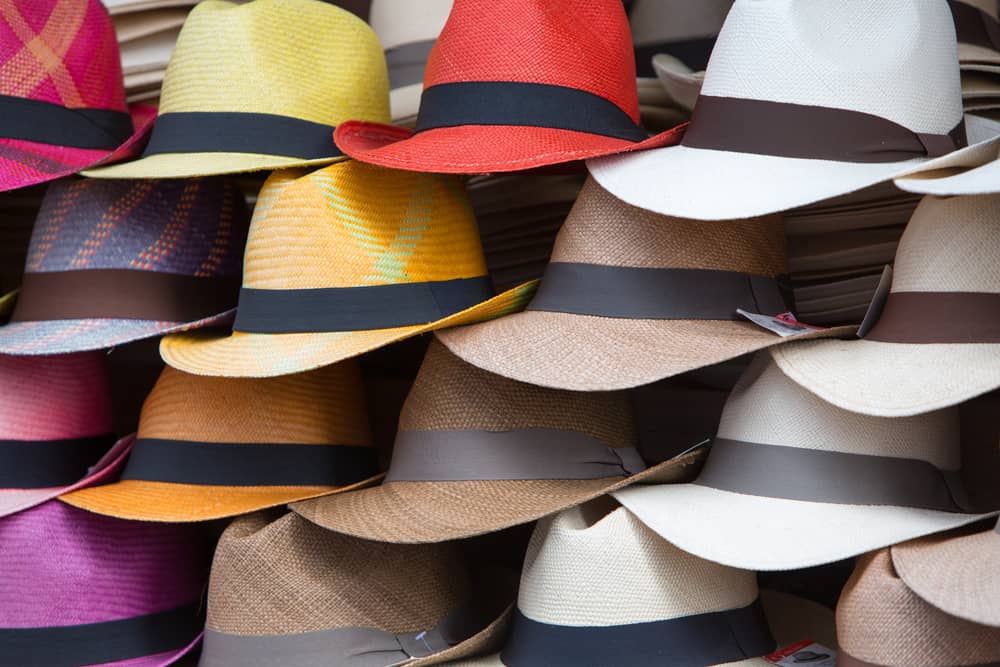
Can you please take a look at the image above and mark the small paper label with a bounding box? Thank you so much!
[737,310,824,338]
[766,640,837,666]
[856,265,893,339]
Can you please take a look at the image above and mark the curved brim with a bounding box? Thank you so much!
[960,42,1000,67]
[334,120,685,174]
[435,310,856,391]
[111,630,203,667]
[613,483,998,571]
[290,449,705,543]
[890,524,1000,627]
[894,134,1000,195]
[771,338,1000,417]
[161,282,537,378]
[651,53,702,112]
[83,151,346,179]
[407,604,514,667]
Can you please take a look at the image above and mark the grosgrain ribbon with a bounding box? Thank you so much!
[0,434,115,488]
[864,292,1000,344]
[0,94,133,149]
[949,0,1000,51]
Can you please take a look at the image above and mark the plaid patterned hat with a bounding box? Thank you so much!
[0,177,249,355]
[0,0,156,193]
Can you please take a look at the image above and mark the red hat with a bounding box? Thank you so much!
[333,0,683,174]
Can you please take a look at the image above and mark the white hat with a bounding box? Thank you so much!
[614,353,997,571]
[587,0,968,221]
[893,118,1000,195]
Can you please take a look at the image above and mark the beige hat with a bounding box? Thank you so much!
[837,548,1000,667]
[199,510,514,667]
[629,0,732,78]
[951,0,1000,67]
[773,194,1000,417]
[651,53,703,112]
[290,340,704,543]
[614,352,996,571]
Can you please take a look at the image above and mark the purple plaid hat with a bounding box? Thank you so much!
[0,177,248,354]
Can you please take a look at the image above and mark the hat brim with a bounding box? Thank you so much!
[114,630,203,667]
[613,483,998,571]
[83,151,347,179]
[160,281,537,378]
[333,121,685,174]
[435,309,856,391]
[406,604,514,667]
[289,449,706,544]
[960,43,1000,67]
[894,134,1000,195]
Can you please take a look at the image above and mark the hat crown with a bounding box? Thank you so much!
[159,0,390,126]
[701,0,961,134]
[370,0,452,50]
[628,0,732,46]
[242,162,488,290]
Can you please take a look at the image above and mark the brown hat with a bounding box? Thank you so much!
[837,548,1000,667]
[199,510,514,667]
[290,339,704,543]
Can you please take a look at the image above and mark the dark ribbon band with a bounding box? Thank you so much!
[950,0,1000,52]
[0,94,133,149]
[839,652,1000,667]
[233,276,493,334]
[0,434,115,488]
[121,439,379,487]
[385,40,435,89]
[865,292,1000,344]
[0,603,202,667]
[414,82,649,142]
[142,112,341,160]
[683,95,967,162]
[633,35,718,77]
[384,428,646,483]
[500,599,775,667]
[695,438,971,513]
[526,263,789,320]
[11,269,241,323]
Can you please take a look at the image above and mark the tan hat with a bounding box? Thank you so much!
[629,0,732,78]
[837,548,1000,667]
[951,0,1000,67]
[290,340,705,543]
[437,177,854,392]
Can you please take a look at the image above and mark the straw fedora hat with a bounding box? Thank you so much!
[333,0,684,174]
[0,177,248,355]
[613,352,997,571]
[629,0,732,78]
[290,340,705,543]
[0,500,208,667]
[651,54,704,112]
[773,194,1000,417]
[449,501,837,667]
[200,510,514,667]
[588,0,969,221]
[837,549,1000,667]
[893,125,1000,195]
[86,0,390,179]
[160,161,535,378]
[0,0,155,193]
[437,177,854,392]
[61,361,379,522]
[951,0,1000,66]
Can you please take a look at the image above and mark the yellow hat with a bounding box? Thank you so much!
[85,0,389,178]
[161,161,537,377]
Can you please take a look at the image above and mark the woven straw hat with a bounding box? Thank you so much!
[773,194,1000,417]
[200,510,514,667]
[160,161,535,378]
[837,549,1000,667]
[614,353,997,571]
[0,177,248,355]
[290,340,704,543]
[86,0,390,178]
[629,0,732,78]
[333,0,684,174]
[437,177,854,392]
[61,361,379,521]
[449,502,836,667]
[951,0,1000,66]
[893,124,1000,195]
[588,0,969,220]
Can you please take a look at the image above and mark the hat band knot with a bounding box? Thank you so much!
[949,0,1000,52]
[386,40,435,89]
[864,291,1000,344]
[0,434,115,488]
[0,94,133,150]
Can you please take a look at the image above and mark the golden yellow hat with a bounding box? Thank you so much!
[85,0,389,178]
[161,161,537,377]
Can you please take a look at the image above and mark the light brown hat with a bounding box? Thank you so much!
[199,510,514,667]
[438,177,852,391]
[837,548,1000,667]
[290,339,704,543]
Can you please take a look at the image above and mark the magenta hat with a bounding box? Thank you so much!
[0,500,208,667]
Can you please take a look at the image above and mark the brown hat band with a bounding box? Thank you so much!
[839,652,1000,667]
[949,0,1000,52]
[384,428,646,483]
[11,269,241,323]
[864,292,1000,344]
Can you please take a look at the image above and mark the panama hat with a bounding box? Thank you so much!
[0,0,155,193]
[0,500,208,667]
[614,353,997,571]
[893,124,1000,194]
[449,501,837,667]
[333,0,684,174]
[0,177,248,355]
[437,177,854,392]
[650,54,704,112]
[200,510,514,667]
[837,549,1000,667]
[160,161,535,378]
[86,0,390,179]
[629,0,731,78]
[950,0,1000,66]
[773,194,1000,417]
[290,340,704,543]
[588,0,969,221]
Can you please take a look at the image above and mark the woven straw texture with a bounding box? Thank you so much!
[161,162,536,378]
